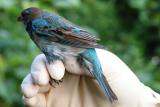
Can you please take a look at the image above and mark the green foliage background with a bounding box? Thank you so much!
[0,0,159,106]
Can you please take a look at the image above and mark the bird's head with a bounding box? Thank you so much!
[17,7,42,25]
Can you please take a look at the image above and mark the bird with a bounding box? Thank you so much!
[17,7,118,102]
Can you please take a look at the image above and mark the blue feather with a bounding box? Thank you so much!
[81,48,117,102]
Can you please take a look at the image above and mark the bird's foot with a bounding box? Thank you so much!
[53,79,63,84]
[49,79,63,87]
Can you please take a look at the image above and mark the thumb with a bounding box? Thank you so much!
[96,49,160,107]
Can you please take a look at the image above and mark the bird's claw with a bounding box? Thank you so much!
[49,79,63,87]
[53,79,63,84]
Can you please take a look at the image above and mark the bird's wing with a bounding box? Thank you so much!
[35,15,104,49]
[43,14,100,41]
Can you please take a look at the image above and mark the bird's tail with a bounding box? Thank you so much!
[96,74,118,102]
[82,48,118,102]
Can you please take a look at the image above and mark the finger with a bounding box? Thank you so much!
[95,49,160,106]
[23,94,46,107]
[46,60,65,80]
[31,54,50,86]
[21,74,40,98]
[38,84,51,93]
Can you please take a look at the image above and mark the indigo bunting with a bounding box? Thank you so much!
[17,7,117,102]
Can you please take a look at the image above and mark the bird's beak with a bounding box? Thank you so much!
[17,16,23,21]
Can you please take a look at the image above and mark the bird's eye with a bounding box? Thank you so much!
[21,12,25,17]
[21,10,30,17]
[25,10,30,15]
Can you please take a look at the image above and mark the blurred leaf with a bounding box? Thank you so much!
[0,0,15,8]
[128,0,148,10]
[54,0,80,8]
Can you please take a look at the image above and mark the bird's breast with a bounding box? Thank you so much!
[37,37,85,58]
[32,37,92,76]
[61,53,92,76]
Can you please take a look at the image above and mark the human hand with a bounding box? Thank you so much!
[21,49,160,107]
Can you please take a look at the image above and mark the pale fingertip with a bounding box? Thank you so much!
[46,60,65,80]
[21,74,40,98]
[31,70,50,86]
[23,94,46,107]
[31,54,50,85]
[23,96,37,107]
